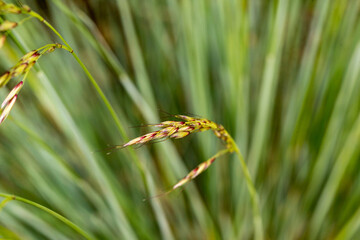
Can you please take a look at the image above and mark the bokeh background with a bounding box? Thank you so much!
[1,0,360,239]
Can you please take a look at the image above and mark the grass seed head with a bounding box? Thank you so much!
[119,115,235,151]
[119,115,236,195]
[120,116,222,148]
[0,49,43,88]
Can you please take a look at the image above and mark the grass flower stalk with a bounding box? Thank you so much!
[119,114,264,239]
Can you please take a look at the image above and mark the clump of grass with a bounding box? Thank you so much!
[0,1,266,228]
[2,0,358,239]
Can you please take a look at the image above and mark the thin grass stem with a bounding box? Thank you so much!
[0,193,94,240]
[27,10,128,139]
[231,139,264,240]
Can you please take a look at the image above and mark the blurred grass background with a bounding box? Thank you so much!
[0,0,360,239]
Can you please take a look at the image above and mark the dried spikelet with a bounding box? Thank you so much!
[1,81,23,109]
[0,20,17,31]
[0,81,23,125]
[0,94,17,124]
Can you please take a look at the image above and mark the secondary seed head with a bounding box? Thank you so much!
[172,157,216,190]
[0,49,38,87]
[0,46,56,88]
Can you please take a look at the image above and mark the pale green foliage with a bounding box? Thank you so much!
[0,0,360,239]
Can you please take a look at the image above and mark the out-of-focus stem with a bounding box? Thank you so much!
[0,193,93,240]
[230,136,264,240]
[28,11,128,141]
